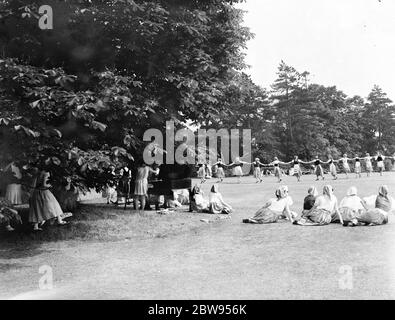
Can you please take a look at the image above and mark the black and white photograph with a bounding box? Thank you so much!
[1,0,395,304]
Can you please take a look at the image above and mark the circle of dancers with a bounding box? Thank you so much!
[196,152,394,184]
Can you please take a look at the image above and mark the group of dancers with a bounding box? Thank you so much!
[243,184,393,227]
[197,152,393,184]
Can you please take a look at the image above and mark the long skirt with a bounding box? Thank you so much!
[366,162,373,172]
[29,189,63,224]
[315,165,323,176]
[355,163,361,174]
[377,161,385,171]
[243,208,280,224]
[5,183,23,205]
[253,167,261,179]
[343,164,351,173]
[209,201,231,215]
[134,179,148,196]
[333,207,359,223]
[293,164,302,176]
[217,167,225,179]
[233,166,243,177]
[295,208,332,226]
[357,208,388,226]
[274,166,281,178]
[329,163,337,176]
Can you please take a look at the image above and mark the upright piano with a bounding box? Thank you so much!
[148,164,193,212]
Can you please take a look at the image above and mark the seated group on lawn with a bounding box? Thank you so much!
[243,184,393,227]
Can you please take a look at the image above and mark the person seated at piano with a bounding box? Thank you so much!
[191,185,209,213]
[209,185,232,214]
[134,161,159,211]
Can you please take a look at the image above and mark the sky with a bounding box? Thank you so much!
[237,0,395,100]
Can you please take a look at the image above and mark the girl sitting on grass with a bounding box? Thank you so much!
[242,186,294,224]
[209,185,232,214]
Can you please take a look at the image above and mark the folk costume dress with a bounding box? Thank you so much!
[5,163,23,205]
[29,171,64,224]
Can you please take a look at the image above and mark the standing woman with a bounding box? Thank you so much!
[29,170,68,231]
[213,158,226,183]
[352,155,362,178]
[252,158,264,183]
[308,156,325,181]
[228,157,249,184]
[134,162,159,210]
[375,153,385,176]
[325,156,338,180]
[270,157,284,183]
[339,154,351,178]
[364,153,373,177]
[4,162,23,205]
[196,162,206,184]
[286,156,304,182]
[295,185,343,226]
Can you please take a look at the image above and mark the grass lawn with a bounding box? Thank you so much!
[0,172,395,299]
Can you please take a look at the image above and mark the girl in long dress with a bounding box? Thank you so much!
[134,163,159,210]
[4,162,23,205]
[350,185,392,226]
[309,156,325,181]
[196,163,206,184]
[364,153,373,177]
[208,185,232,214]
[205,162,212,179]
[375,153,385,176]
[285,156,304,182]
[270,157,284,183]
[228,157,249,184]
[295,185,343,226]
[352,155,362,178]
[29,170,68,231]
[213,158,226,183]
[252,158,264,183]
[337,186,366,225]
[242,186,294,224]
[325,156,338,180]
[339,154,351,178]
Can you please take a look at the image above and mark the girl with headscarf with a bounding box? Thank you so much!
[349,185,392,226]
[209,185,232,214]
[295,185,343,226]
[242,186,294,224]
[337,187,365,225]
[191,185,209,212]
